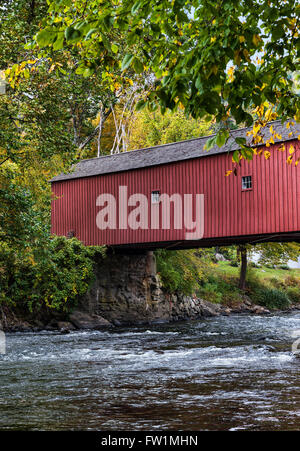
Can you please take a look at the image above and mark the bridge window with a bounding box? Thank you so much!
[151,190,160,203]
[242,175,252,190]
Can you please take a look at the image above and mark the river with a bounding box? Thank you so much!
[0,312,299,431]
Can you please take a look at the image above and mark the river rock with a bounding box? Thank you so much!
[251,305,270,314]
[69,311,113,330]
[57,321,76,332]
[199,300,220,317]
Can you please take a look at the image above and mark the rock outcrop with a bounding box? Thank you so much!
[78,251,271,326]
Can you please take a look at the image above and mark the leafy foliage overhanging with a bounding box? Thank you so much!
[23,0,300,155]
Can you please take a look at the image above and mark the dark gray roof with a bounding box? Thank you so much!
[51,120,300,182]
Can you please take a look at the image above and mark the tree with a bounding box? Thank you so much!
[256,242,300,267]
[129,108,212,150]
[0,1,149,169]
[234,242,300,290]
[26,0,299,159]
[238,245,248,290]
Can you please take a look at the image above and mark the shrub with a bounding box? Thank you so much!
[197,272,240,305]
[156,249,208,295]
[253,287,291,310]
[0,236,105,312]
[278,264,290,270]
[285,286,300,304]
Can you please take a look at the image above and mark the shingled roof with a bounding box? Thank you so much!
[51,120,300,182]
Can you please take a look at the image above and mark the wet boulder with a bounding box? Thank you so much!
[69,310,113,330]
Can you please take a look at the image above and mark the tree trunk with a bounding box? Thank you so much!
[238,245,247,290]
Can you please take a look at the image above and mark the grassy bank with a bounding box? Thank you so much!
[198,261,300,310]
[156,250,300,311]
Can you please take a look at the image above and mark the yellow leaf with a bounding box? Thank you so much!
[264,151,271,160]
[252,34,261,46]
[239,36,245,43]
[289,145,295,154]
[225,170,232,176]
[265,108,272,120]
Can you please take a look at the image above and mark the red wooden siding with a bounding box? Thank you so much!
[51,140,300,248]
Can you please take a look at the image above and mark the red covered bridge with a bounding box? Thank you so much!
[51,120,300,250]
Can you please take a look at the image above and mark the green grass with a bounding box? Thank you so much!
[215,260,300,282]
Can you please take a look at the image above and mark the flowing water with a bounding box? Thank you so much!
[0,312,300,431]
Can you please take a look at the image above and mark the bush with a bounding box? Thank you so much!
[253,287,291,310]
[278,264,290,270]
[156,249,208,295]
[198,281,223,304]
[285,286,300,304]
[197,272,240,305]
[0,236,105,312]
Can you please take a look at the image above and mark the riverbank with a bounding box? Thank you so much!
[1,296,300,333]
[2,253,300,333]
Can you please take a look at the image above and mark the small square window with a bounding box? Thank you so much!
[242,175,252,190]
[151,190,160,203]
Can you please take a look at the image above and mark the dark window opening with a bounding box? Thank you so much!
[242,175,252,190]
[151,190,160,203]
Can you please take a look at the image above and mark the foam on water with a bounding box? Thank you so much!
[1,311,299,431]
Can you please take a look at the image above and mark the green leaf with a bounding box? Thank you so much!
[121,54,134,71]
[111,44,118,54]
[135,99,146,111]
[36,29,55,47]
[53,33,64,50]
[241,147,253,160]
[83,66,95,77]
[65,27,81,42]
[133,57,144,73]
[235,137,247,146]
[216,129,229,147]
[232,150,240,163]
[131,1,142,14]
[204,135,217,151]
[85,28,98,40]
